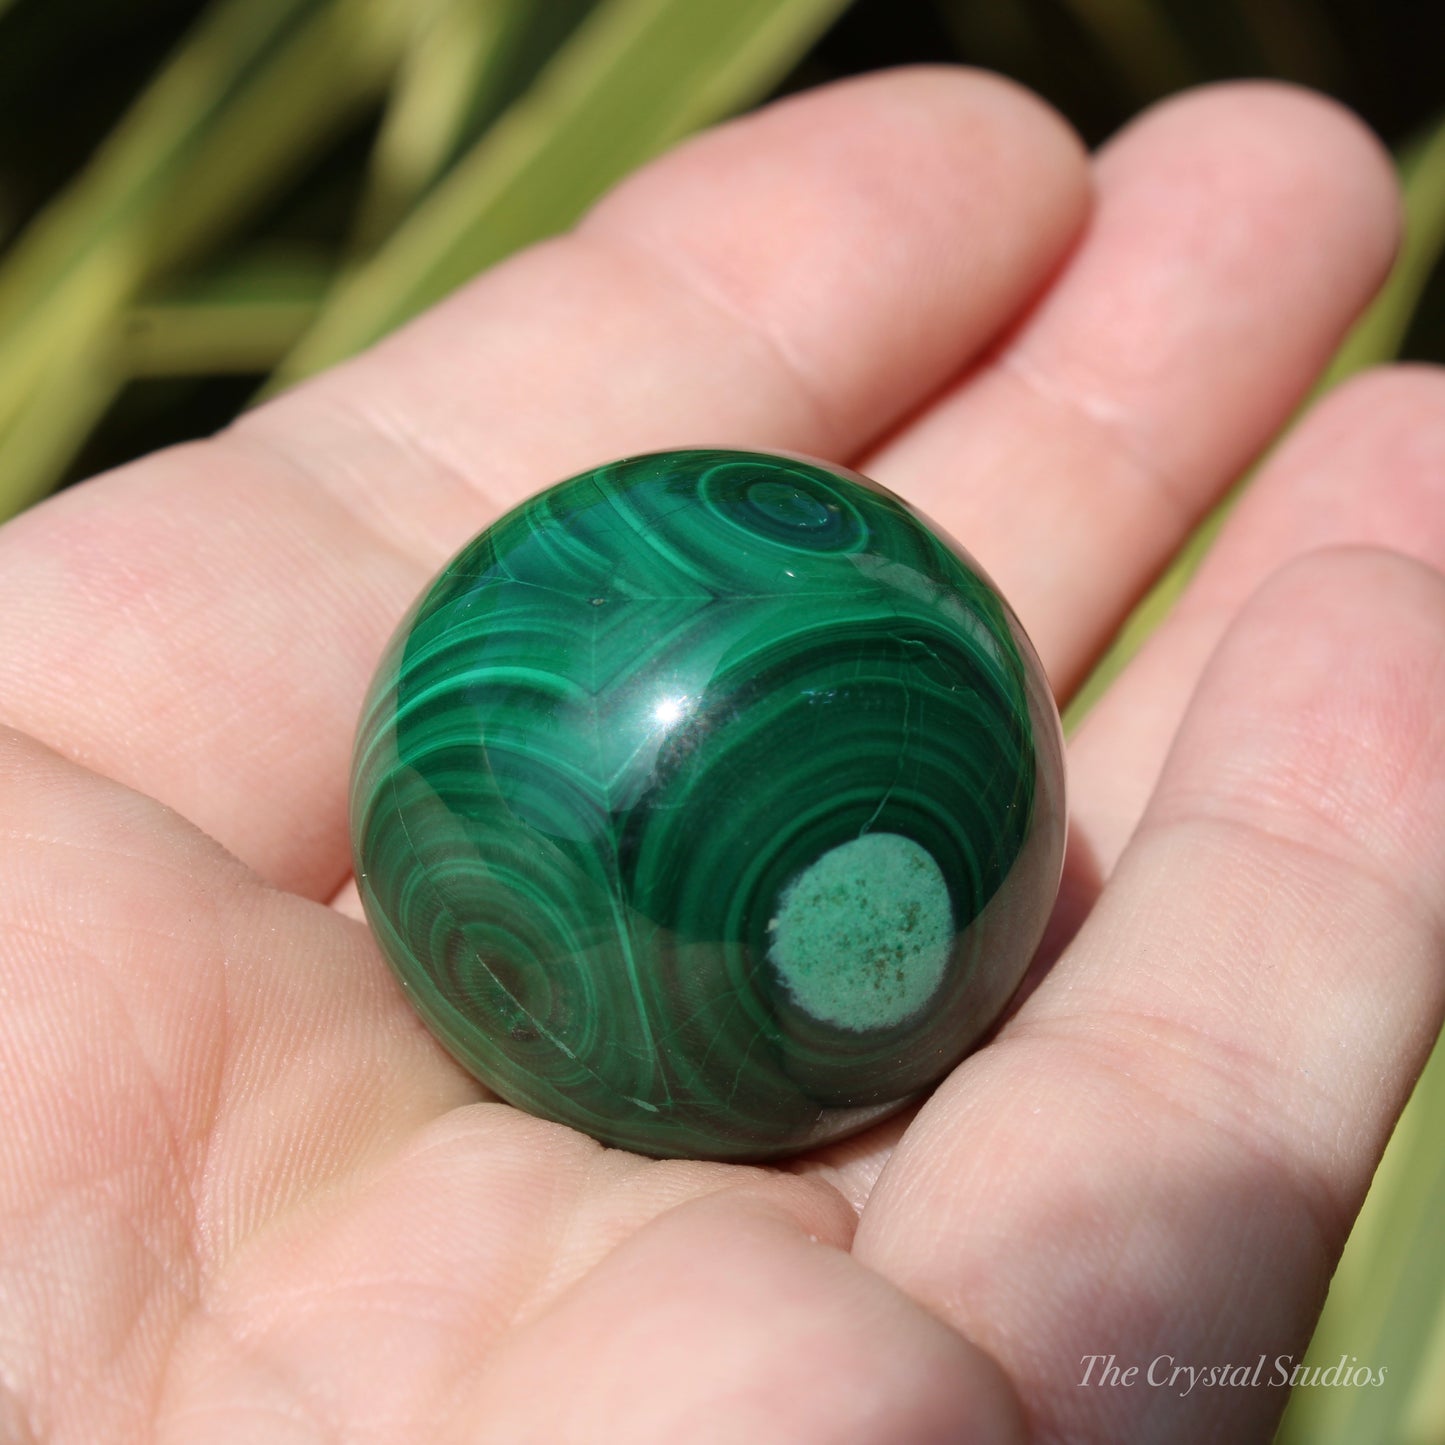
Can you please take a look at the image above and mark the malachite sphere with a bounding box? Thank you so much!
[350,448,1066,1161]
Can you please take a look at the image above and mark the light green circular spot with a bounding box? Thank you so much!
[767,833,952,1031]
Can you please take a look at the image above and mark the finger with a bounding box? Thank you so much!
[864,82,1400,695]
[1071,364,1445,873]
[855,548,1445,1444]
[793,366,1445,1213]
[0,67,1087,899]
[442,1189,1024,1445]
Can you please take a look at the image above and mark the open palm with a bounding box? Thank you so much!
[3,67,1444,1445]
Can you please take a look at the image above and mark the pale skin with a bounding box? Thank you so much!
[1,64,1444,1445]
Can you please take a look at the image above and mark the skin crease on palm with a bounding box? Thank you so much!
[1,62,1445,1445]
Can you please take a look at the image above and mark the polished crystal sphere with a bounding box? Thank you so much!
[350,448,1066,1160]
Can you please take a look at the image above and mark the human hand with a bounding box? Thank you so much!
[2,66,1442,1445]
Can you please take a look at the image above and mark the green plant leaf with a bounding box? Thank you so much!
[118,247,331,375]
[0,0,414,518]
[1273,1044,1445,1445]
[0,0,324,427]
[134,0,413,273]
[269,0,856,388]
[0,345,125,518]
[347,0,538,255]
[1402,1287,1445,1444]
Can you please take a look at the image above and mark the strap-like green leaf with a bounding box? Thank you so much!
[270,0,855,387]
[0,0,413,517]
[347,0,546,256]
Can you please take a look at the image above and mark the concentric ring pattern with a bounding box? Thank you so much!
[350,449,1066,1160]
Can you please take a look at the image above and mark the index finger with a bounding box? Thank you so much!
[0,67,1087,898]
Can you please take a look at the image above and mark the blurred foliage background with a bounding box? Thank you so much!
[0,1,1441,1440]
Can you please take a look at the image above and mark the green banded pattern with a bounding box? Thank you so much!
[350,449,1066,1160]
